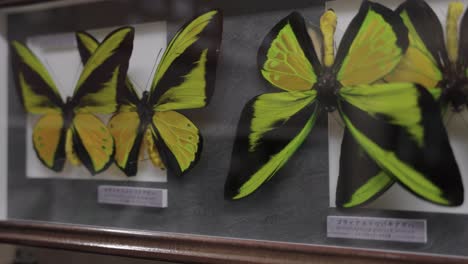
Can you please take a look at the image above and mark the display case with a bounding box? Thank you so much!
[0,0,467,263]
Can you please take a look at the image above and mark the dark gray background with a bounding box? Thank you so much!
[7,0,468,258]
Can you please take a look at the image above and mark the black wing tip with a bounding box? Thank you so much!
[121,163,138,177]
[223,186,240,200]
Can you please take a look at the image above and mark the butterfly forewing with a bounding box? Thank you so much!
[73,27,135,114]
[11,41,64,113]
[76,31,141,106]
[258,12,321,92]
[149,10,223,109]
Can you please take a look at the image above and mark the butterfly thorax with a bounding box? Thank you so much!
[63,96,76,126]
[441,68,468,112]
[315,69,340,112]
[137,91,155,125]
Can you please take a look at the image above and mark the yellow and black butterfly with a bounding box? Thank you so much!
[76,10,223,177]
[224,1,463,206]
[11,27,134,175]
[386,0,468,110]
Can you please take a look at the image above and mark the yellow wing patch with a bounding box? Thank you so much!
[337,9,403,86]
[152,111,200,172]
[261,23,316,91]
[385,10,442,89]
[33,114,64,168]
[73,114,114,172]
[108,111,140,170]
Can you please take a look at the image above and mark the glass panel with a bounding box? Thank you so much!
[3,0,468,259]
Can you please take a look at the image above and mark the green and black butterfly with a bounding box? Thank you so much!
[11,27,134,175]
[339,0,468,208]
[76,10,223,177]
[386,0,468,111]
[224,1,463,207]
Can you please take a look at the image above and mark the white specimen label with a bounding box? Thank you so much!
[327,216,426,243]
[98,185,167,208]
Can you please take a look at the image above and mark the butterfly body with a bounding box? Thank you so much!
[315,68,340,112]
[135,91,153,127]
[440,71,468,111]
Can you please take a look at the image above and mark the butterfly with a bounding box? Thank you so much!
[75,10,223,177]
[337,0,466,208]
[386,0,468,111]
[11,27,134,175]
[224,1,462,206]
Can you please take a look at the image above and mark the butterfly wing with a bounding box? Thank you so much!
[72,26,134,114]
[225,91,318,199]
[150,111,201,177]
[333,1,408,86]
[337,130,394,208]
[71,114,114,174]
[76,30,143,176]
[149,10,223,110]
[258,12,321,91]
[384,0,445,93]
[339,83,463,205]
[72,27,134,174]
[11,41,63,113]
[75,30,140,106]
[11,41,68,171]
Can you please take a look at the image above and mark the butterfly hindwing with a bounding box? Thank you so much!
[108,111,144,176]
[258,12,321,92]
[150,10,223,110]
[334,1,409,86]
[151,111,201,176]
[72,114,115,174]
[225,91,318,199]
[339,83,463,205]
[32,113,67,171]
[337,127,395,208]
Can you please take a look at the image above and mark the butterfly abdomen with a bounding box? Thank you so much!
[145,128,165,169]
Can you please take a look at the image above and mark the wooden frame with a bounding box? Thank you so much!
[0,220,465,264]
[0,1,467,263]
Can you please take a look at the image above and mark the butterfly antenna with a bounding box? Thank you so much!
[144,47,164,91]
[128,75,145,93]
